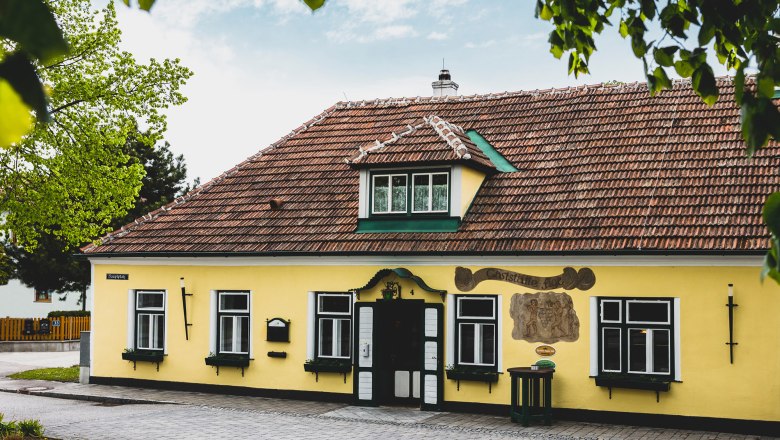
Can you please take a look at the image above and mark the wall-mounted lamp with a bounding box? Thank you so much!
[181,277,193,340]
[725,283,738,364]
[381,281,402,300]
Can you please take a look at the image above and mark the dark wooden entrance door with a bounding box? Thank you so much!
[376,299,423,405]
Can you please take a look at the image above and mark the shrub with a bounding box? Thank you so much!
[18,419,44,438]
[0,413,19,437]
[47,310,90,318]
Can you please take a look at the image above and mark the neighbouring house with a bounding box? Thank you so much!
[81,72,780,435]
[0,280,88,318]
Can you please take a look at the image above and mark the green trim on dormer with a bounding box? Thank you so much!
[356,216,460,233]
[466,130,518,172]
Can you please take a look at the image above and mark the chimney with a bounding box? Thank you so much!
[432,69,458,97]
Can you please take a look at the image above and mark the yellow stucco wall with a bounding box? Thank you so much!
[91,262,780,422]
[458,166,486,217]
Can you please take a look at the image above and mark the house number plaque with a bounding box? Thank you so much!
[106,273,129,280]
[535,345,556,356]
[454,266,595,292]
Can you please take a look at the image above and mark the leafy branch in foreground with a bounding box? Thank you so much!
[536,0,779,150]
[1,0,191,248]
[536,0,780,283]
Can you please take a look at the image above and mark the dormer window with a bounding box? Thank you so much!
[372,174,408,214]
[371,170,450,216]
[348,116,509,233]
[412,172,448,213]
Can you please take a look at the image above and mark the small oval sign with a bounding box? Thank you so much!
[535,345,556,357]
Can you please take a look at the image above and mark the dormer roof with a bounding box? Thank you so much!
[346,115,495,171]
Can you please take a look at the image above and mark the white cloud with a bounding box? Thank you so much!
[428,0,467,23]
[339,0,420,24]
[327,23,418,43]
[507,32,547,47]
[426,31,448,41]
[145,0,307,28]
[374,25,418,40]
[465,40,496,49]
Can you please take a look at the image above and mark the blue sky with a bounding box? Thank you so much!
[110,0,722,183]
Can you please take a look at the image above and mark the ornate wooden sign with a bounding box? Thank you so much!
[535,345,556,357]
[510,292,580,344]
[455,267,595,292]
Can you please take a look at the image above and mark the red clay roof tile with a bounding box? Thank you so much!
[82,77,780,255]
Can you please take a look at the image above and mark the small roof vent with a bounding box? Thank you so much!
[269,198,284,210]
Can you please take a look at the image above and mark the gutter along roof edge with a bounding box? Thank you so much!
[79,249,767,259]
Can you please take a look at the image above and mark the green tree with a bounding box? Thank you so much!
[0,0,191,249]
[5,232,90,308]
[115,130,196,226]
[5,131,197,308]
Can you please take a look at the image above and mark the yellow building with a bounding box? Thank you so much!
[83,75,780,435]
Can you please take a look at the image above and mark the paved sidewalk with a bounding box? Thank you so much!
[0,351,79,376]
[0,376,775,440]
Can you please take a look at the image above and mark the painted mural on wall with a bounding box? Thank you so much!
[455,267,595,292]
[509,292,579,344]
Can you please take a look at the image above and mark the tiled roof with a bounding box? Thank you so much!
[346,115,495,170]
[82,77,780,255]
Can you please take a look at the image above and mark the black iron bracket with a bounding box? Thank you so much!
[181,279,193,341]
[726,295,739,364]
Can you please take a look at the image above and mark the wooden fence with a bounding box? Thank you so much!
[0,316,90,341]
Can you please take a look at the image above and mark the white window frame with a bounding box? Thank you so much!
[371,174,407,214]
[219,292,250,313]
[411,172,449,213]
[217,291,250,356]
[627,328,671,375]
[314,292,353,360]
[317,293,352,315]
[600,327,622,373]
[456,296,496,320]
[454,295,498,369]
[592,297,679,380]
[318,317,351,359]
[134,290,165,351]
[626,299,670,325]
[457,322,496,367]
[599,299,622,323]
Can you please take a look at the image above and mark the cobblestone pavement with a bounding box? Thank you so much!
[0,379,776,440]
[1,392,772,440]
[0,353,776,440]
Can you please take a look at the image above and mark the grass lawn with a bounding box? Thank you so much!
[8,365,79,382]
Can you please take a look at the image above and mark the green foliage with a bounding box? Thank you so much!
[535,0,779,149]
[47,310,90,317]
[0,0,69,145]
[0,0,191,249]
[115,132,194,227]
[5,129,194,301]
[120,0,328,13]
[0,414,18,438]
[17,419,44,438]
[5,231,90,298]
[8,365,79,383]
[302,0,327,11]
[536,0,780,285]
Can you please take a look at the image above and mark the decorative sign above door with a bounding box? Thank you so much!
[454,267,595,292]
[510,292,580,344]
